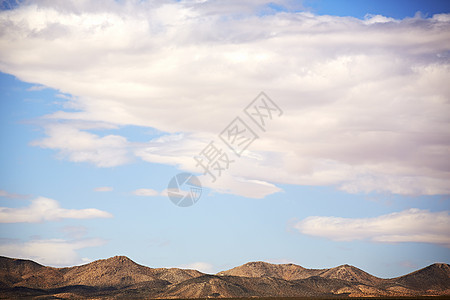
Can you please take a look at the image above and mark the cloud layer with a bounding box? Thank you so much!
[293,208,450,248]
[0,197,112,223]
[1,1,449,197]
[0,238,106,266]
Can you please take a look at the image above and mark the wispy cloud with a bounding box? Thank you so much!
[293,209,450,248]
[147,237,171,247]
[0,189,29,199]
[132,188,160,196]
[0,197,112,223]
[61,225,88,239]
[26,85,48,91]
[94,186,113,192]
[0,238,106,266]
[1,1,449,197]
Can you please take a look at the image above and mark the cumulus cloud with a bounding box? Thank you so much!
[132,188,160,196]
[0,1,449,197]
[94,186,113,192]
[0,238,106,266]
[293,209,450,248]
[0,197,112,223]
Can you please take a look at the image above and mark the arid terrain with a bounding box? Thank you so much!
[0,256,449,299]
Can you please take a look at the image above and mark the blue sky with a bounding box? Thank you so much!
[304,0,450,19]
[0,0,449,278]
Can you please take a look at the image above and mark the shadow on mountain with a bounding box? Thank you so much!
[1,256,449,298]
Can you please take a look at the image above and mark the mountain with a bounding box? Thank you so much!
[382,263,450,295]
[161,274,320,298]
[217,261,323,280]
[0,256,65,289]
[217,261,381,285]
[151,267,204,284]
[57,256,164,288]
[319,264,382,285]
[0,256,449,299]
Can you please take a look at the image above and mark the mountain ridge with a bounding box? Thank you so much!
[217,261,383,285]
[0,256,448,298]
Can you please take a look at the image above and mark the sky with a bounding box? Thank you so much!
[0,0,449,278]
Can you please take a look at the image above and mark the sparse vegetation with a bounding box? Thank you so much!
[1,256,449,299]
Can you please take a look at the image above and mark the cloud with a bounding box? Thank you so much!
[31,123,131,167]
[0,1,449,197]
[94,186,113,192]
[0,238,106,266]
[61,225,88,239]
[0,189,29,199]
[0,197,113,223]
[199,173,282,199]
[180,0,305,16]
[132,188,160,196]
[293,209,450,248]
[26,84,48,91]
[147,237,171,247]
[181,262,215,274]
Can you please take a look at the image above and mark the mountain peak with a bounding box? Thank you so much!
[218,261,314,281]
[429,262,450,269]
[243,261,274,267]
[388,262,450,291]
[320,264,382,285]
[105,255,134,264]
[82,255,138,269]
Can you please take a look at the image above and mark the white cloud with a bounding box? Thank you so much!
[27,84,48,91]
[181,262,215,274]
[0,238,106,266]
[94,186,113,192]
[199,173,282,199]
[0,197,113,223]
[132,188,160,196]
[363,14,397,24]
[293,209,450,248]
[31,123,131,167]
[0,1,449,197]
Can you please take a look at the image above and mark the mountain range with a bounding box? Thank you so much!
[0,256,449,298]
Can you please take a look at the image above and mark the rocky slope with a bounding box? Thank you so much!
[0,256,449,299]
[217,261,381,285]
[217,261,322,280]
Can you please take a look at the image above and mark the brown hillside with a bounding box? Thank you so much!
[217,261,323,280]
[0,256,448,298]
[319,264,382,285]
[217,261,381,285]
[384,263,450,292]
